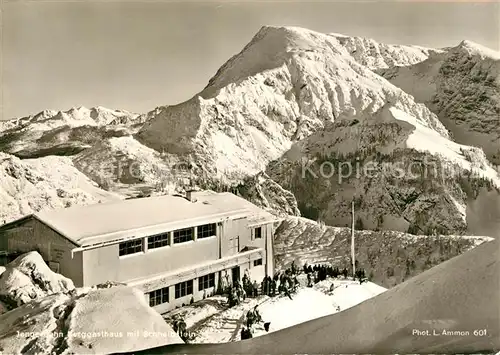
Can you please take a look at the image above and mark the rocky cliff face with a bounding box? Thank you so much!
[379,40,500,164]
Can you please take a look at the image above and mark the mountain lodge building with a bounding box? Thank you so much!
[0,190,279,313]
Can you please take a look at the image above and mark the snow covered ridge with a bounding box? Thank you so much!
[137,25,449,179]
[266,102,500,235]
[331,33,445,70]
[0,106,147,159]
[1,106,144,133]
[0,152,122,225]
[237,172,301,217]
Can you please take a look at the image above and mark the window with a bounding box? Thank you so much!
[254,227,262,239]
[175,280,193,299]
[148,232,170,249]
[149,287,169,307]
[198,273,215,290]
[254,258,263,267]
[119,239,143,256]
[173,227,193,244]
[197,223,216,239]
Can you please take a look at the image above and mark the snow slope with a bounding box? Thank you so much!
[254,279,386,336]
[1,26,499,236]
[126,238,500,354]
[164,279,385,344]
[72,136,182,193]
[0,152,122,224]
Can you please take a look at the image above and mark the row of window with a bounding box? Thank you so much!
[147,259,264,307]
[119,223,217,256]
[148,273,216,307]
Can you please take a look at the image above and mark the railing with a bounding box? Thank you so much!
[129,248,265,292]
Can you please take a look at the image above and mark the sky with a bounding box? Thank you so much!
[2,0,499,120]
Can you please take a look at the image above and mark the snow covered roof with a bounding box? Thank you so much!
[29,191,277,247]
[192,190,279,227]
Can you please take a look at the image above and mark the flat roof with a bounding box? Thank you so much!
[32,191,277,246]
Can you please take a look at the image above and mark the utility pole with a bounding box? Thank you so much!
[351,199,356,278]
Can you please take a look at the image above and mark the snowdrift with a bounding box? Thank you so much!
[0,286,183,354]
[0,252,183,353]
[0,251,74,310]
[122,238,499,354]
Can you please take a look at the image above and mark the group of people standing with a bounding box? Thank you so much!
[171,261,369,343]
[304,263,368,287]
[228,264,302,310]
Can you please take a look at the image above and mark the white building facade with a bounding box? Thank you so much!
[0,191,280,313]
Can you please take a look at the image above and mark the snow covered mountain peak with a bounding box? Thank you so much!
[201,25,349,97]
[455,40,500,60]
[2,25,499,238]
[137,25,452,180]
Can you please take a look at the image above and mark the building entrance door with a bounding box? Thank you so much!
[231,266,240,285]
